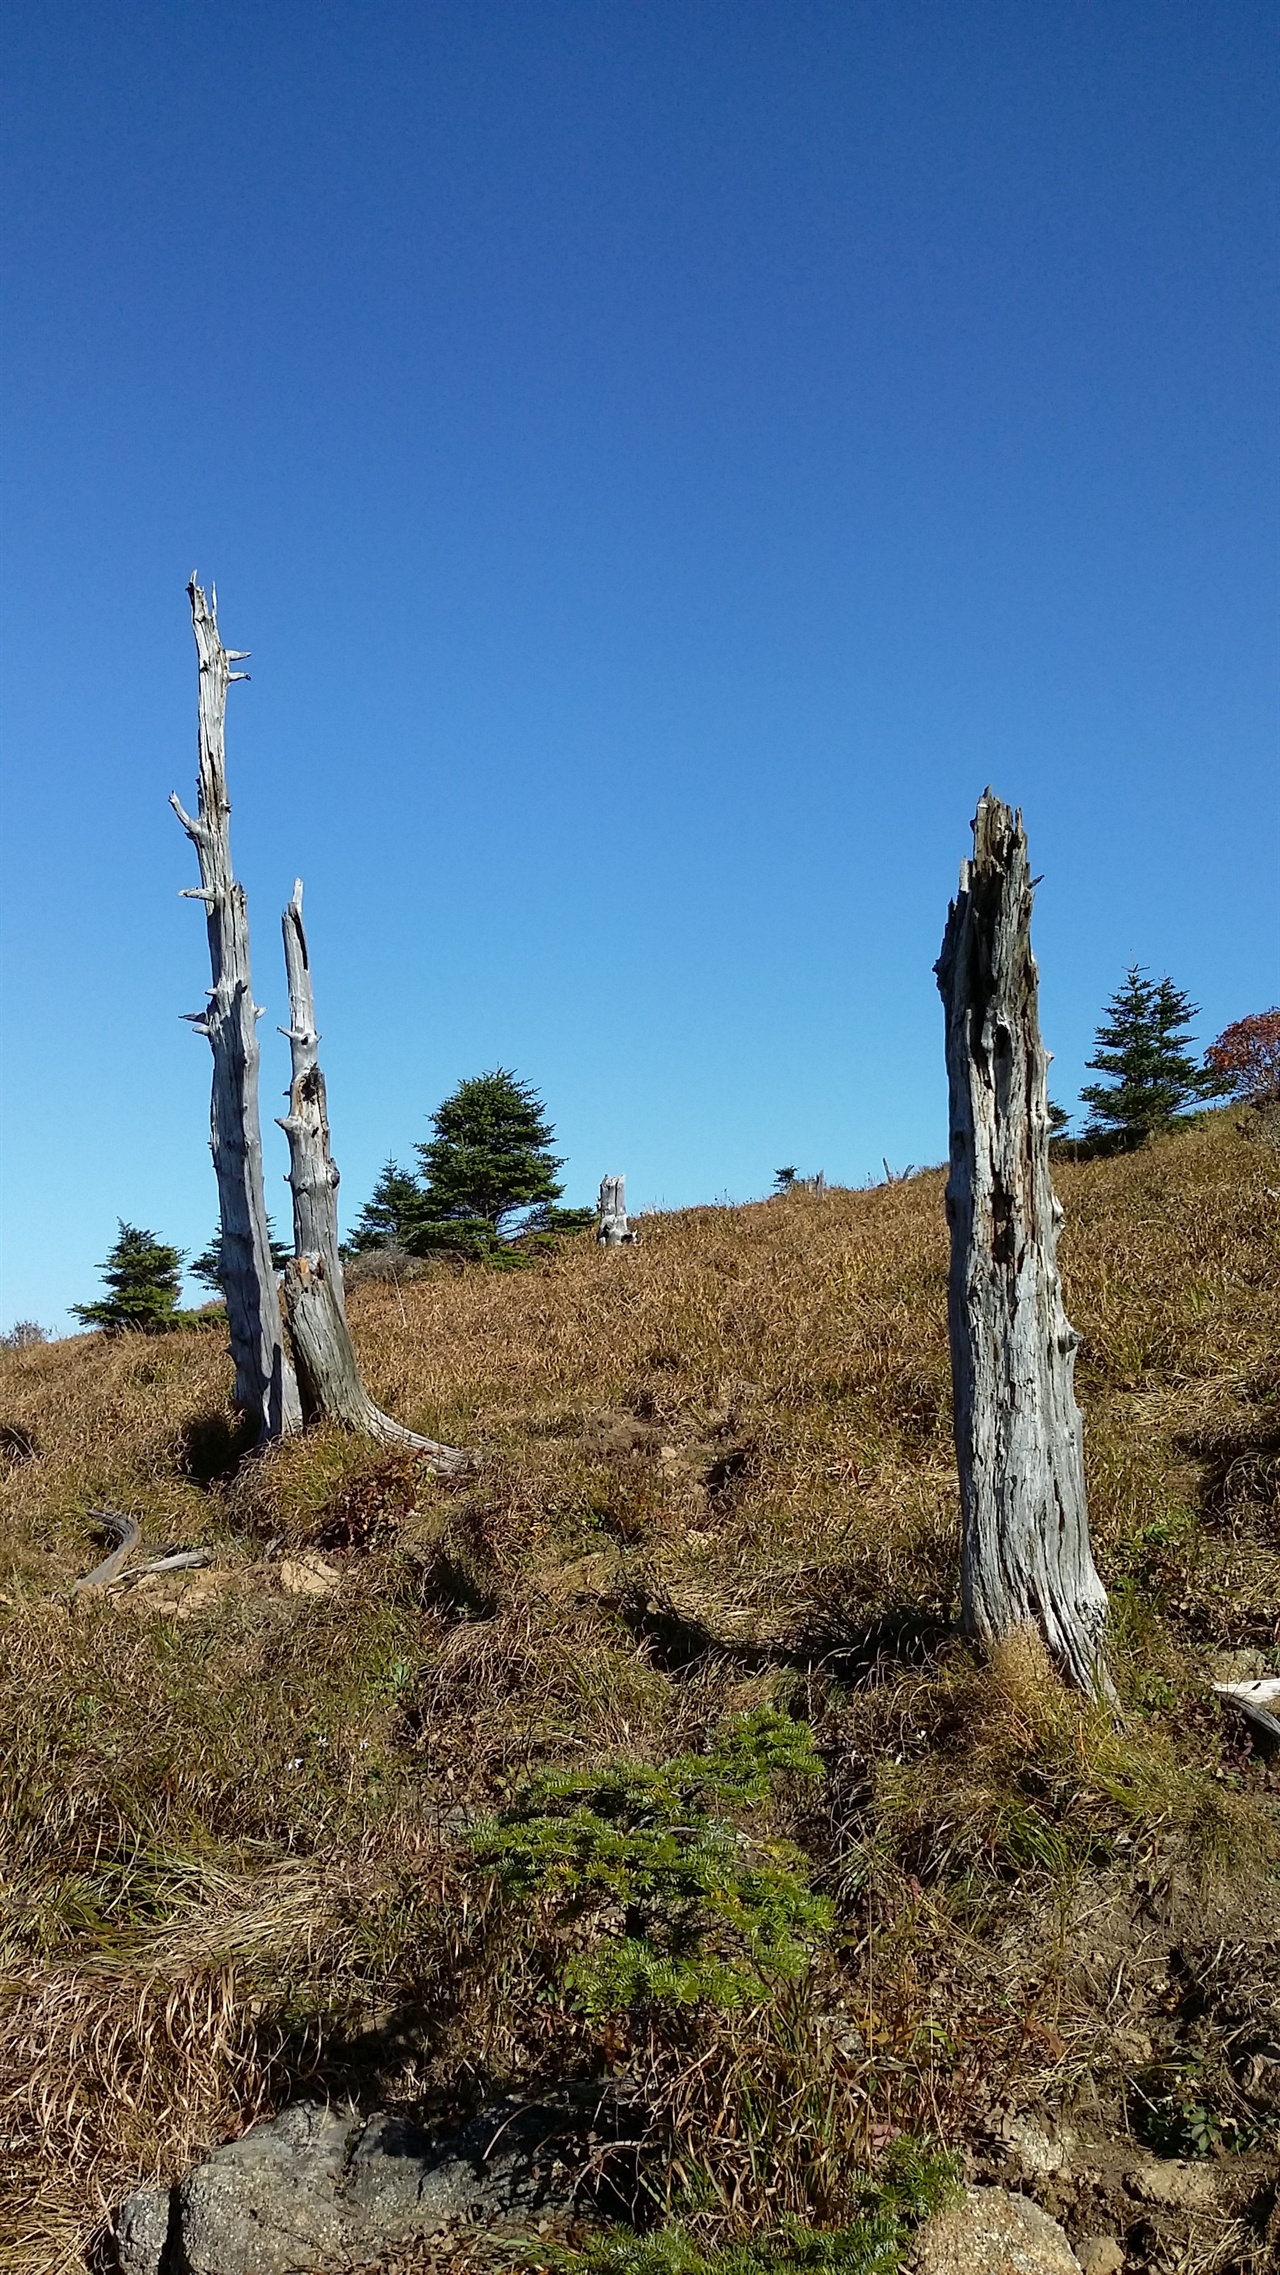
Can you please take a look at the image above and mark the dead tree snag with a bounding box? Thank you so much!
[279,881,343,1285]
[936,792,1113,1699]
[172,580,301,1440]
[597,1174,634,1246]
[277,882,466,1471]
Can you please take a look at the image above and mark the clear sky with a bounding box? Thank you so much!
[2,1,1276,1332]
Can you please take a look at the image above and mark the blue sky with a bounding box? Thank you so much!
[2,1,1276,1331]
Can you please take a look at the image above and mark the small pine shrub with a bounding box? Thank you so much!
[72,1223,185,1333]
[469,1707,832,2017]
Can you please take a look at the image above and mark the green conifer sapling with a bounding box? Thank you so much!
[1079,967,1224,1148]
[73,1223,185,1333]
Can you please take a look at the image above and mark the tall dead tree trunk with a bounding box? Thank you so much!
[279,882,343,1286]
[935,791,1113,1700]
[597,1174,633,1246]
[172,580,301,1441]
[277,882,466,1471]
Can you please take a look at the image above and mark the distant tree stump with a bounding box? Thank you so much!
[597,1175,635,1247]
[936,792,1113,1700]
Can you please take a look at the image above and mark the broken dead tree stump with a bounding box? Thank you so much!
[276,882,466,1473]
[597,1174,636,1246]
[281,1254,467,1469]
[936,791,1113,1701]
[278,880,344,1286]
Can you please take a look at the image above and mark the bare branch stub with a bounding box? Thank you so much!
[173,580,301,1440]
[936,791,1113,1701]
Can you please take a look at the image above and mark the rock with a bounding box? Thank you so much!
[1076,2241,1125,2275]
[112,2098,574,2275]
[278,1554,342,1597]
[913,2185,1083,2275]
[1001,2117,1077,2177]
[1126,2154,1221,2211]
[124,1568,243,1619]
[112,2185,174,2275]
[350,2102,569,2227]
[177,2102,352,2274]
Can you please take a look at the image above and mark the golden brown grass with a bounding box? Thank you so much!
[1,1112,1277,2269]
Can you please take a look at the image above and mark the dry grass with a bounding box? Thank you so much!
[1,1113,1278,2269]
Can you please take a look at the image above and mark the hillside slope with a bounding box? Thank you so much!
[1,1114,1277,2273]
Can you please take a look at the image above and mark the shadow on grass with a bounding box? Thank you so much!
[177,1409,259,1486]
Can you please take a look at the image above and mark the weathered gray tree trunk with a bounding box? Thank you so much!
[279,881,343,1285]
[935,792,1113,1699]
[277,882,466,1471]
[597,1174,633,1246]
[172,581,301,1440]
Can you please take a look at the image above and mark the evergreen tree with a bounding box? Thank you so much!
[189,1215,291,1291]
[347,1161,431,1254]
[73,1223,185,1333]
[1079,968,1223,1147]
[414,1069,565,1232]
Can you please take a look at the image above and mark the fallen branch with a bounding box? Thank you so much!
[1212,1678,1280,1748]
[70,1514,215,1597]
[71,1511,141,1593]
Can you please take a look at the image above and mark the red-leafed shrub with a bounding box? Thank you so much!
[1204,1009,1280,1103]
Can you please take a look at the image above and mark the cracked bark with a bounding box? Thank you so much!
[936,792,1113,1700]
[171,581,301,1440]
[277,883,467,1472]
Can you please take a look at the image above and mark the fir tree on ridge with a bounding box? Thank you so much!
[349,1071,589,1260]
[416,1069,565,1230]
[1079,967,1225,1148]
[72,1223,185,1333]
[348,1160,433,1254]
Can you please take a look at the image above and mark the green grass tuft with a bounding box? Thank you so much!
[553,2139,960,2274]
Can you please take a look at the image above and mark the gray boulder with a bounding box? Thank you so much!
[109,2098,573,2275]
[112,2184,175,2275]
[177,2102,353,2275]
[911,2185,1083,2275]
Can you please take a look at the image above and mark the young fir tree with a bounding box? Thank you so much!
[189,1215,291,1291]
[415,1070,564,1241]
[1079,968,1223,1147]
[347,1161,431,1254]
[73,1223,185,1333]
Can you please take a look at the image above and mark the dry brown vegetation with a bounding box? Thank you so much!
[1,1112,1278,2272]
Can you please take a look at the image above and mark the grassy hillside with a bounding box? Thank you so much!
[1,1113,1277,2273]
